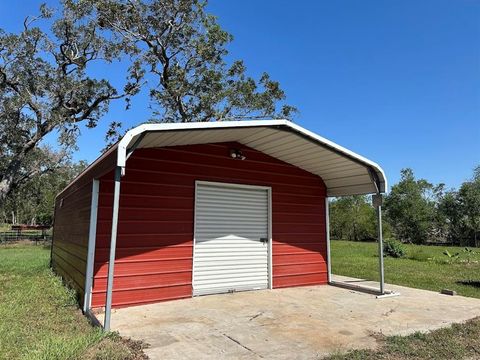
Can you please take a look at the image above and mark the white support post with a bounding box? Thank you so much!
[325,197,332,283]
[104,166,122,331]
[377,204,385,295]
[372,192,385,295]
[84,179,99,313]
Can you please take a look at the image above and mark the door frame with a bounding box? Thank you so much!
[192,180,273,295]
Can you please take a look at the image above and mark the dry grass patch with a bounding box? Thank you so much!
[326,317,480,359]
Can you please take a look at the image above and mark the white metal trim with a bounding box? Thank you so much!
[191,181,198,295]
[114,120,387,194]
[325,197,332,284]
[83,179,99,312]
[117,120,288,168]
[193,180,272,296]
[268,187,273,289]
[56,144,117,199]
[286,121,387,191]
[377,204,385,295]
[104,166,122,331]
[61,119,387,200]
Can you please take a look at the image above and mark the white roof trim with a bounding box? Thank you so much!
[115,120,387,196]
[117,120,287,167]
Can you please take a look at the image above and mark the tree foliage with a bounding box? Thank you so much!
[383,168,439,244]
[385,167,480,246]
[455,166,480,246]
[1,160,87,226]
[0,3,140,206]
[0,0,294,209]
[71,0,296,124]
[330,196,377,241]
[331,167,480,246]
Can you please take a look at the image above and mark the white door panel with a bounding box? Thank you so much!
[193,182,269,296]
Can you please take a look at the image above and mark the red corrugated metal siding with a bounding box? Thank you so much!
[51,181,91,301]
[91,142,327,308]
[51,148,117,307]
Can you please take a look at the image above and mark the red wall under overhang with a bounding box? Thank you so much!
[91,142,327,308]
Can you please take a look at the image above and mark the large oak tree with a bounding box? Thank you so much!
[0,0,295,208]
[0,4,140,205]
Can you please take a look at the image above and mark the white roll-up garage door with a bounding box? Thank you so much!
[193,182,270,296]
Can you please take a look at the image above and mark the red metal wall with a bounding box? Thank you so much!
[52,149,116,306]
[91,142,327,308]
[52,181,91,300]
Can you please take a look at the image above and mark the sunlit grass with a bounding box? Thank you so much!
[331,240,480,298]
[0,244,145,360]
[328,240,480,359]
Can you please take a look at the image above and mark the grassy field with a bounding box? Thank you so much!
[331,240,480,298]
[1,242,479,359]
[329,240,480,359]
[0,244,146,360]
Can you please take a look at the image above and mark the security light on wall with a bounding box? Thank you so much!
[230,148,246,160]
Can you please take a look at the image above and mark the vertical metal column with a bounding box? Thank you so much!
[84,179,100,313]
[377,204,385,295]
[325,197,332,283]
[104,166,122,331]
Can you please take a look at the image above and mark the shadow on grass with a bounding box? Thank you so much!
[456,280,480,288]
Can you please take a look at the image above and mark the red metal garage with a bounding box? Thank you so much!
[51,120,387,330]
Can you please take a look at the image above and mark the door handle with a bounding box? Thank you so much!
[260,237,268,243]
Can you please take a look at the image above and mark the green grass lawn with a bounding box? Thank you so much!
[331,240,480,299]
[1,242,479,360]
[0,244,146,360]
[329,240,480,359]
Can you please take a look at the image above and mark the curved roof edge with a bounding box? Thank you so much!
[116,120,387,194]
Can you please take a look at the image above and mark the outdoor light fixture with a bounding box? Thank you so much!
[230,148,246,160]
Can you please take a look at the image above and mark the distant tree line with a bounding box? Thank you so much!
[330,166,480,247]
[0,160,86,226]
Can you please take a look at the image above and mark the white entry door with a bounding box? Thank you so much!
[193,182,270,296]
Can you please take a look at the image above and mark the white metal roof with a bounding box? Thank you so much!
[117,120,386,196]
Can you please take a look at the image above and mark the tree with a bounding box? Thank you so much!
[0,4,141,207]
[437,189,464,245]
[329,196,377,241]
[383,168,437,244]
[458,166,480,246]
[1,159,87,226]
[72,0,296,125]
[0,0,294,208]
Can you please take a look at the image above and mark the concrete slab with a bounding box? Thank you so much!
[98,277,480,359]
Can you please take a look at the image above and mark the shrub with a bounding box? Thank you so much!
[383,239,406,258]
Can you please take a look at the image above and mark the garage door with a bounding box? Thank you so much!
[193,182,270,296]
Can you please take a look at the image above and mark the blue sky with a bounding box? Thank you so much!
[1,0,479,189]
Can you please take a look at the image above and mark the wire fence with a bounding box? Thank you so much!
[0,230,52,245]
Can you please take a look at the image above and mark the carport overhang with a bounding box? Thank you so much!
[92,120,389,330]
[116,119,387,196]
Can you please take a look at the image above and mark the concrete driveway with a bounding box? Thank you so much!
[100,277,480,359]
